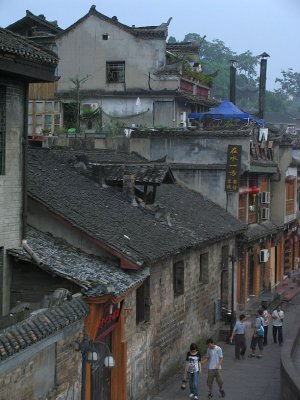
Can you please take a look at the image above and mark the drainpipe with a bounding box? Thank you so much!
[22,240,43,266]
[22,83,29,241]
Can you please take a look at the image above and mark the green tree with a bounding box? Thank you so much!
[265,91,287,112]
[183,33,202,43]
[167,36,177,43]
[235,51,258,79]
[275,68,300,99]
[69,75,89,133]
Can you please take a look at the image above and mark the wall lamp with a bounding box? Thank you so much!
[75,334,115,368]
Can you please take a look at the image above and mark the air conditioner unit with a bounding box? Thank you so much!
[260,207,270,220]
[180,112,187,127]
[260,249,269,263]
[261,192,270,204]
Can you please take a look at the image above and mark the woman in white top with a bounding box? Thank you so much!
[261,304,271,345]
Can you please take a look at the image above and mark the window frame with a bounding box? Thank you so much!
[173,260,184,296]
[0,132,5,175]
[199,252,209,284]
[106,61,125,83]
[136,276,150,324]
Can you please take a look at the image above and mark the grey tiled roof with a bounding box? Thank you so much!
[6,10,62,33]
[0,296,88,361]
[50,148,147,164]
[58,6,169,40]
[130,128,251,138]
[27,148,246,265]
[0,28,58,66]
[166,42,201,57]
[243,221,282,243]
[8,227,149,297]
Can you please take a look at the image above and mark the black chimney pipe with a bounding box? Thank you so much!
[258,52,270,120]
[229,60,237,104]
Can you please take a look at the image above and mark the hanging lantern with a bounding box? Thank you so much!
[250,186,260,194]
[286,175,296,183]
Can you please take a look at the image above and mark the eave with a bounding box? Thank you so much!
[0,55,57,82]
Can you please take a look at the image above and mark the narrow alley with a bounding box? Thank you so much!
[151,292,300,400]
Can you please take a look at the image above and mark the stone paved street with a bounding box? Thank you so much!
[151,292,300,400]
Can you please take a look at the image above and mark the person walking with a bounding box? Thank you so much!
[272,304,284,345]
[202,338,225,398]
[183,343,201,400]
[261,304,271,345]
[249,309,264,358]
[229,314,247,360]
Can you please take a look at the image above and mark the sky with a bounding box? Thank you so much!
[1,0,300,91]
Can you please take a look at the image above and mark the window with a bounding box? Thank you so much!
[136,277,150,324]
[44,115,52,130]
[0,86,6,174]
[285,181,295,215]
[102,34,109,40]
[106,61,125,83]
[221,245,229,270]
[173,260,184,296]
[0,132,5,174]
[199,252,209,284]
[45,102,53,112]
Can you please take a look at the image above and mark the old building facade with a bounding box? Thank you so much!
[0,28,57,314]
[22,147,245,399]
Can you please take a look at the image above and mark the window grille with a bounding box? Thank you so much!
[106,61,125,83]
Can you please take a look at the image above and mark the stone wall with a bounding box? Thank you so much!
[0,321,83,400]
[124,238,235,399]
[280,302,300,400]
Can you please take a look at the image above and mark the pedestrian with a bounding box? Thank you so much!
[201,338,225,398]
[261,304,271,345]
[272,304,284,345]
[249,309,264,358]
[229,314,247,360]
[183,342,201,400]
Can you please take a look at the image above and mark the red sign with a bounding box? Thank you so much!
[95,302,123,341]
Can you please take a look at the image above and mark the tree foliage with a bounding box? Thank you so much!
[275,68,300,99]
[169,32,300,114]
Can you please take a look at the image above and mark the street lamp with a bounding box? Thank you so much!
[76,334,115,369]
[229,254,237,333]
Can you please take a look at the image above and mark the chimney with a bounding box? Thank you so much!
[93,165,107,187]
[229,60,237,104]
[122,174,137,205]
[258,52,270,120]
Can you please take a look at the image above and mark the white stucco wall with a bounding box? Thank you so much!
[0,81,24,314]
[56,15,167,93]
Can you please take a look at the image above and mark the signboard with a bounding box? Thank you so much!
[95,301,123,342]
[225,144,242,192]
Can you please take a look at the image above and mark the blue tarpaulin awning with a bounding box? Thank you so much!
[188,100,264,126]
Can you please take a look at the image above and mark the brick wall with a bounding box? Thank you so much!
[0,321,84,400]
[0,78,25,314]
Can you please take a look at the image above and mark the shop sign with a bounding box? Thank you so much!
[95,301,123,341]
[225,144,242,192]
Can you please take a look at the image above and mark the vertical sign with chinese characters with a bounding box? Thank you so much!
[225,144,242,192]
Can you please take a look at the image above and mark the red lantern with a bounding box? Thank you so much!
[250,186,260,194]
